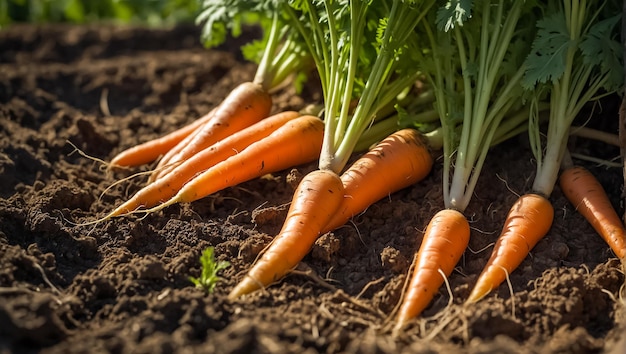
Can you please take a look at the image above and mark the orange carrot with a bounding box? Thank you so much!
[559,165,626,259]
[393,209,470,332]
[109,107,217,168]
[228,169,344,298]
[107,111,300,216]
[322,128,433,233]
[467,193,553,303]
[149,81,273,182]
[114,115,324,216]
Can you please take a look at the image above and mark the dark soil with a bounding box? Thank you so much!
[1,24,626,354]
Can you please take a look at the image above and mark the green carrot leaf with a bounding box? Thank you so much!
[196,0,280,48]
[579,14,623,91]
[436,0,474,31]
[522,12,572,89]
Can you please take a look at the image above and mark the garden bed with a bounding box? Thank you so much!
[1,24,625,353]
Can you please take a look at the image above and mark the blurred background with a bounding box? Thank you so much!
[0,0,199,28]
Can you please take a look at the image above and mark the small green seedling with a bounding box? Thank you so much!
[189,247,230,293]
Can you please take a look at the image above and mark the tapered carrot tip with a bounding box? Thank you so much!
[466,274,496,304]
[393,209,470,334]
[108,203,135,217]
[228,169,344,299]
[228,275,265,299]
[467,193,553,303]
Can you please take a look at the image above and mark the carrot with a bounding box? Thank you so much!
[109,107,217,168]
[149,81,273,182]
[393,209,470,332]
[107,111,301,216]
[467,193,554,303]
[322,128,433,233]
[124,115,324,216]
[228,169,344,298]
[559,165,626,259]
[226,128,432,299]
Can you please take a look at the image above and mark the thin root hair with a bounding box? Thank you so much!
[421,268,455,341]
[466,242,495,255]
[290,263,338,293]
[97,169,154,204]
[469,225,497,236]
[385,253,418,336]
[355,276,386,299]
[100,87,111,116]
[226,208,248,224]
[453,266,467,277]
[496,172,520,198]
[500,264,516,320]
[601,288,618,304]
[351,218,366,247]
[66,140,110,172]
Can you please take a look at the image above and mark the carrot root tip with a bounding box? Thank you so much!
[228,275,263,299]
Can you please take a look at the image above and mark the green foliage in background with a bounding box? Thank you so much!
[0,0,200,28]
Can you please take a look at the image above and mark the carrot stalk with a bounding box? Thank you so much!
[228,169,344,299]
[394,209,470,332]
[467,193,554,303]
[322,128,433,233]
[137,115,324,214]
[149,81,273,182]
[559,166,626,259]
[109,107,217,168]
[108,111,301,216]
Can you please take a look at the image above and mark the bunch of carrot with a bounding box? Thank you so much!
[101,0,441,230]
[232,0,624,340]
[100,6,324,221]
[108,112,326,217]
[98,0,626,339]
[392,0,625,333]
[227,0,441,300]
[389,0,541,333]
[467,0,625,303]
[100,1,441,237]
[210,0,625,327]
[229,128,434,298]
